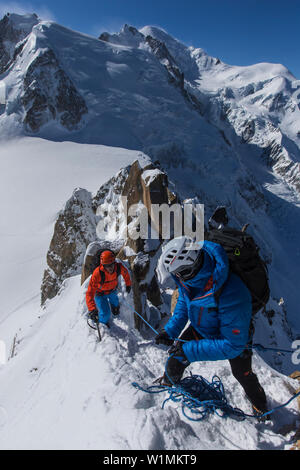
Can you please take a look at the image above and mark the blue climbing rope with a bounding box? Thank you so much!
[121,296,187,343]
[122,295,295,353]
[132,355,300,422]
[123,295,300,421]
[133,373,246,421]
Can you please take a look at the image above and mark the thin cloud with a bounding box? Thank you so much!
[0,2,56,21]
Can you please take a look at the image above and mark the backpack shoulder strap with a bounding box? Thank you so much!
[99,267,105,284]
[99,264,120,282]
[116,262,121,276]
[214,270,229,307]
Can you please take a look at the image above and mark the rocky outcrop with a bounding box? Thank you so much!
[0,13,39,74]
[21,48,88,132]
[145,35,184,89]
[41,188,96,305]
[117,160,180,329]
[41,159,178,332]
[121,160,171,237]
[241,120,255,143]
[262,139,300,193]
[144,35,204,115]
[42,164,133,305]
[0,14,16,73]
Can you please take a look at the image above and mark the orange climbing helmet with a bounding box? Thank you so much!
[100,250,115,265]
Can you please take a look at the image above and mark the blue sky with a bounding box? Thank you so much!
[1,0,299,78]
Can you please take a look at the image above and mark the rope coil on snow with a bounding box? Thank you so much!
[133,373,246,421]
[132,355,300,422]
[132,373,300,422]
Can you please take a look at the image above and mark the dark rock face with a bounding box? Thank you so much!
[0,13,39,73]
[41,188,96,305]
[144,35,204,114]
[261,140,300,193]
[98,32,109,42]
[0,15,13,73]
[21,48,88,132]
[145,35,184,89]
[262,92,289,113]
[242,120,255,143]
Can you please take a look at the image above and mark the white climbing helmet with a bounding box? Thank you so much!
[161,236,203,280]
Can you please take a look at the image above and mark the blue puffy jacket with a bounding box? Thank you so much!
[164,241,252,363]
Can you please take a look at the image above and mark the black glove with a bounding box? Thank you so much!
[126,285,131,294]
[164,341,190,385]
[168,340,189,359]
[155,329,174,346]
[89,309,98,322]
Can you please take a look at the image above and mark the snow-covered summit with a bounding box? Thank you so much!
[99,24,145,48]
[2,12,39,33]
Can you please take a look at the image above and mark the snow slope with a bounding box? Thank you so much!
[0,137,147,320]
[0,275,298,450]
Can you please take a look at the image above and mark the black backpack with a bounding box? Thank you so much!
[206,226,270,314]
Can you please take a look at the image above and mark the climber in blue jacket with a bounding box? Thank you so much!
[156,236,268,416]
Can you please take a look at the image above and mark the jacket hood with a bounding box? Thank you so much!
[174,241,229,307]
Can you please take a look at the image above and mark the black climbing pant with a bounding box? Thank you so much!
[177,325,267,411]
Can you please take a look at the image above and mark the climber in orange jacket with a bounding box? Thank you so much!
[86,250,131,326]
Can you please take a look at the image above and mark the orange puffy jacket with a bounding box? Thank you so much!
[86,262,131,311]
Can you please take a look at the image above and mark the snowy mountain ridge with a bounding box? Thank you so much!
[1,13,299,195]
[0,13,300,450]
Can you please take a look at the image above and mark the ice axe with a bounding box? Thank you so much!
[87,317,102,342]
